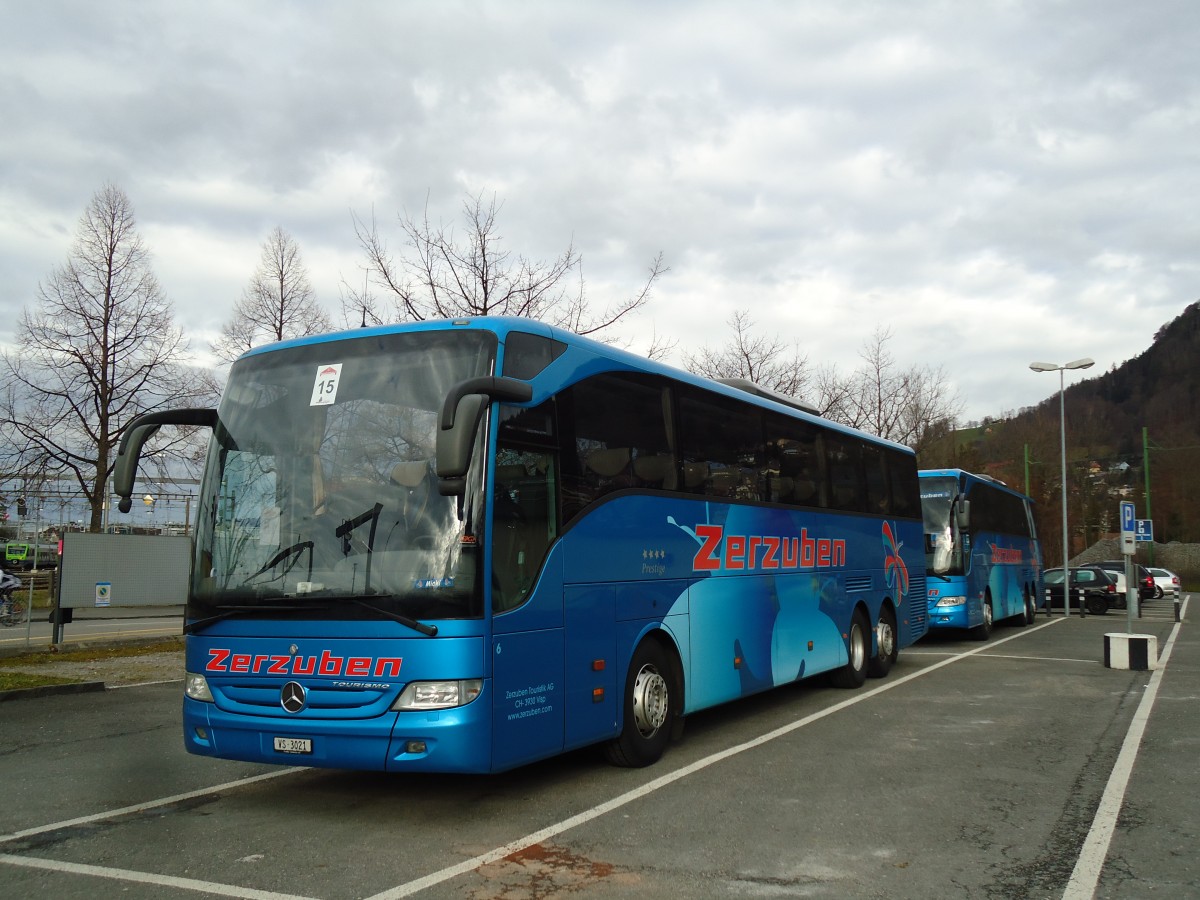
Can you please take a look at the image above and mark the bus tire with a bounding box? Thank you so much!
[605,639,675,768]
[1018,593,1036,627]
[830,608,870,689]
[971,594,993,641]
[867,604,898,678]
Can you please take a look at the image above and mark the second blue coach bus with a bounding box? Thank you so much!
[114,317,928,773]
[920,469,1042,640]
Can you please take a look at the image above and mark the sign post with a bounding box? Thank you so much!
[1119,501,1137,630]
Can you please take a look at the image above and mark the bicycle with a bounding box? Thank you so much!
[0,594,26,627]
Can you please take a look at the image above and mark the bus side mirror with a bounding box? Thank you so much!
[956,498,970,530]
[436,394,486,496]
[436,377,533,497]
[113,408,218,512]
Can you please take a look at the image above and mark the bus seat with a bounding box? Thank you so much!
[585,448,631,478]
[390,461,428,488]
[388,461,435,532]
[682,462,707,489]
[771,476,794,502]
[633,454,676,489]
[709,469,736,496]
[792,478,817,503]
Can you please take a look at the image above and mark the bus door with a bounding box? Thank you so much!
[489,451,566,771]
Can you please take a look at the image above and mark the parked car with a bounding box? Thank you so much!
[1147,566,1181,599]
[1043,565,1120,615]
[1093,560,1157,601]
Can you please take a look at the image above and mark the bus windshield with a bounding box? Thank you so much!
[190,329,495,622]
[920,475,960,574]
[920,476,957,533]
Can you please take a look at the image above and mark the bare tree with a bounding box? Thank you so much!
[683,311,811,397]
[842,327,962,449]
[345,192,666,337]
[0,184,213,531]
[681,317,959,449]
[213,226,331,362]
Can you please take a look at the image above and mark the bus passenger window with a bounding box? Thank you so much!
[492,450,557,613]
[558,372,675,522]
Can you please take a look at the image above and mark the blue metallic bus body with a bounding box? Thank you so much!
[183,318,926,773]
[920,468,1042,633]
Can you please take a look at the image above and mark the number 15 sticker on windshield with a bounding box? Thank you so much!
[310,364,343,406]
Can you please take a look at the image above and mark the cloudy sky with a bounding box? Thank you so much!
[3,0,1197,422]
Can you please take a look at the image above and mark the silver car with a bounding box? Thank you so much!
[1147,566,1181,599]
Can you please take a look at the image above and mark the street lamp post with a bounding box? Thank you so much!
[1030,357,1095,616]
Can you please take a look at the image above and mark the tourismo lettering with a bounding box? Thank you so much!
[692,524,846,572]
[205,648,402,678]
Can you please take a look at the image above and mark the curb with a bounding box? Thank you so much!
[0,681,107,702]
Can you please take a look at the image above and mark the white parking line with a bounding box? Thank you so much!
[1062,597,1188,900]
[0,853,319,900]
[367,622,1062,899]
[0,769,302,845]
[0,612,1163,899]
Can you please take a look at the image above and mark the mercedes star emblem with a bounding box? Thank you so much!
[281,681,307,714]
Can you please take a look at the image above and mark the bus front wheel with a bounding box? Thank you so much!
[830,609,870,688]
[605,639,675,768]
[867,604,898,679]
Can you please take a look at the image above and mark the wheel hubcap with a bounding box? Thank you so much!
[850,623,866,670]
[631,664,669,737]
[877,620,895,659]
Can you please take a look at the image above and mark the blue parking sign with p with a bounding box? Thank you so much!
[1120,501,1135,533]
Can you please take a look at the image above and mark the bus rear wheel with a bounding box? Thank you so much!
[1018,593,1036,627]
[830,609,870,688]
[971,595,993,641]
[605,639,675,768]
[867,605,898,679]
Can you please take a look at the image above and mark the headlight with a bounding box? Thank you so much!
[392,679,482,711]
[935,596,967,607]
[185,673,214,702]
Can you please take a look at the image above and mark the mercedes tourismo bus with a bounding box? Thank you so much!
[114,317,928,773]
[920,469,1042,640]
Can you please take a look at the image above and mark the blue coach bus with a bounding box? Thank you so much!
[920,469,1042,640]
[114,317,927,773]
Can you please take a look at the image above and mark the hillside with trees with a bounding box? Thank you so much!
[918,301,1200,565]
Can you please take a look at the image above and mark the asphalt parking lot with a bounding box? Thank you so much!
[0,598,1194,899]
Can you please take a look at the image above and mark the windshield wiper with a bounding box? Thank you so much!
[241,540,314,586]
[344,596,438,637]
[189,597,438,637]
[185,602,315,634]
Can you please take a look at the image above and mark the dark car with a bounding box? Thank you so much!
[1043,565,1120,615]
[1093,560,1157,601]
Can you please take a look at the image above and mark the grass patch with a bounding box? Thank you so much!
[0,636,184,669]
[0,671,85,691]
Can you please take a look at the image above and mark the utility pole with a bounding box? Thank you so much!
[1143,427,1153,566]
